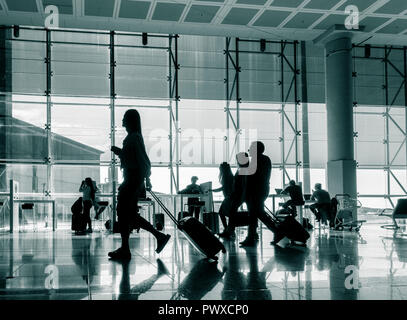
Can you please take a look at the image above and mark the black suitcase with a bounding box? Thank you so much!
[279,216,310,245]
[202,212,219,234]
[178,211,192,221]
[71,213,86,232]
[263,206,310,245]
[148,189,226,260]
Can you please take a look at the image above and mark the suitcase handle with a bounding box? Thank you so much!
[264,205,279,222]
[147,189,179,227]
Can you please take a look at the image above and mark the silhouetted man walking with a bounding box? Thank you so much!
[240,141,271,246]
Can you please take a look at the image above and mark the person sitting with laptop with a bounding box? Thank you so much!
[280,180,305,216]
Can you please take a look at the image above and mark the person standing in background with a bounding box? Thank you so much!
[79,177,96,233]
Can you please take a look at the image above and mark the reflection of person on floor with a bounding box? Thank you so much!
[79,177,97,233]
[241,141,272,247]
[221,242,246,300]
[310,183,331,224]
[71,237,95,286]
[117,259,170,300]
[241,247,272,300]
[176,259,225,300]
[218,153,249,239]
[281,180,305,216]
[211,162,234,232]
[178,176,203,220]
[109,109,171,261]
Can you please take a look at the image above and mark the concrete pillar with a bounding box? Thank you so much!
[324,36,357,210]
[0,27,12,192]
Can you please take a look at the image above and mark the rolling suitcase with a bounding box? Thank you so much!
[264,206,310,246]
[279,215,310,245]
[71,212,86,232]
[148,189,226,260]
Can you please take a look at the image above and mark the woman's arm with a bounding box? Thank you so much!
[211,187,223,193]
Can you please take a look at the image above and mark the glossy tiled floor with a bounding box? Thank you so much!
[1,214,407,300]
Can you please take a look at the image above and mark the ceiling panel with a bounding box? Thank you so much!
[42,0,73,15]
[360,16,391,32]
[314,13,347,29]
[119,0,151,19]
[152,3,186,22]
[305,0,338,10]
[253,9,291,27]
[185,5,220,23]
[270,0,304,8]
[196,0,224,2]
[337,0,378,12]
[376,19,407,34]
[85,0,115,17]
[236,0,268,5]
[222,8,259,25]
[284,12,324,28]
[5,0,38,12]
[374,0,407,15]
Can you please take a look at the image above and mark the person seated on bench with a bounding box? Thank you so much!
[218,152,250,240]
[178,176,203,220]
[280,180,305,216]
[309,183,331,224]
[210,162,234,233]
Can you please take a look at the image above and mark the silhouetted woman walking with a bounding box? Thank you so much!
[211,162,234,232]
[109,109,171,261]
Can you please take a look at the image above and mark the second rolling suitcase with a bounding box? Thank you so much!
[264,206,310,246]
[148,189,226,260]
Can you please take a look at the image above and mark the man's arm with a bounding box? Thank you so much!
[111,146,122,156]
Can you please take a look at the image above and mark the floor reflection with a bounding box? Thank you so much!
[1,215,407,300]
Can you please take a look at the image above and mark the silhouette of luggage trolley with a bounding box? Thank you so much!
[333,194,365,232]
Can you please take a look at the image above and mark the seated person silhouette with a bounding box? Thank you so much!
[211,162,234,232]
[178,176,203,220]
[281,180,305,216]
[310,183,331,224]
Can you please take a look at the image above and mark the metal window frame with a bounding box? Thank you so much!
[353,45,407,208]
[224,38,300,187]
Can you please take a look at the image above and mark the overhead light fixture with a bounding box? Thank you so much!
[260,39,266,52]
[142,32,148,46]
[13,25,20,38]
[364,44,371,58]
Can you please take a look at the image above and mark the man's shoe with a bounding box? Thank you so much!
[156,234,171,254]
[239,237,258,247]
[108,248,131,261]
